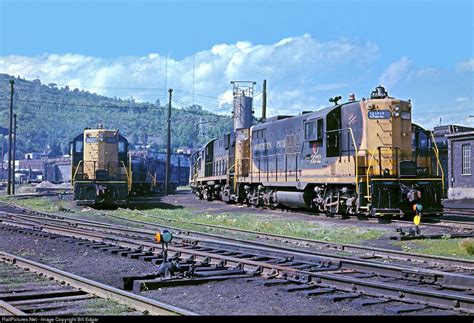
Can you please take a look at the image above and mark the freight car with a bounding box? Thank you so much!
[70,125,131,206]
[190,84,443,218]
[130,150,190,194]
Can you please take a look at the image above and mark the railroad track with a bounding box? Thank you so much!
[2,203,473,270]
[0,251,196,316]
[0,205,473,314]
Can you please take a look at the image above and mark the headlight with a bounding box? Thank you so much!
[394,105,400,112]
[394,111,400,117]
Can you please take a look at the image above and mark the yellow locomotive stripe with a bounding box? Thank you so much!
[369,178,442,181]
[74,181,128,184]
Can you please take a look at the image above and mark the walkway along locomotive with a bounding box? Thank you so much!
[190,84,443,217]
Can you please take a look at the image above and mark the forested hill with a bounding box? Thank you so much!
[0,74,232,157]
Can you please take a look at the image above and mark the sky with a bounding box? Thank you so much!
[0,0,473,128]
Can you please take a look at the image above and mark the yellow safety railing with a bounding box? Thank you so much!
[365,146,400,201]
[325,128,359,196]
[228,162,236,192]
[429,131,445,193]
[347,127,359,197]
[121,160,131,192]
[148,171,157,187]
[71,160,83,186]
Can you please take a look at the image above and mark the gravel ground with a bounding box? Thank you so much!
[0,225,459,316]
[0,192,468,315]
[0,225,158,289]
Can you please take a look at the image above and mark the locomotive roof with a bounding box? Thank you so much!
[252,101,352,130]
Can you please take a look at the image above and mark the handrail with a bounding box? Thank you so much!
[429,131,445,193]
[121,161,131,192]
[325,128,360,196]
[365,146,401,201]
[72,160,83,185]
[347,127,359,197]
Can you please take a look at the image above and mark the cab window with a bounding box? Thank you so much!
[75,139,83,153]
[105,137,117,143]
[118,141,126,153]
[305,121,315,140]
[304,119,323,141]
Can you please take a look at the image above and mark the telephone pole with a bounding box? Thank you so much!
[12,114,17,195]
[165,89,173,195]
[7,80,14,195]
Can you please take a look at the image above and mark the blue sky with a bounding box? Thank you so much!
[0,0,473,128]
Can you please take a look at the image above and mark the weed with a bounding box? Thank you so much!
[459,239,474,255]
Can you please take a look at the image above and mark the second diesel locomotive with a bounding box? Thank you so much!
[71,126,191,206]
[71,126,131,205]
[190,84,443,217]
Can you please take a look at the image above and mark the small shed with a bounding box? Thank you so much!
[446,131,474,200]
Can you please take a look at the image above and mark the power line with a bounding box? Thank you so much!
[0,97,233,120]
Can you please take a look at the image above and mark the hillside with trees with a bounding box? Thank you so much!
[0,74,233,157]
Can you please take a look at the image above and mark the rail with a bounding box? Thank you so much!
[0,251,196,316]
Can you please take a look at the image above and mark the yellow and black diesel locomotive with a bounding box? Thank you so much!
[190,85,443,217]
[70,126,131,205]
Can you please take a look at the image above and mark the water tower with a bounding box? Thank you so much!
[231,81,256,131]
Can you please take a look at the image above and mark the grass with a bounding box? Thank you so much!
[0,263,49,288]
[0,195,60,213]
[116,207,386,245]
[395,238,474,260]
[459,239,474,255]
[82,298,135,315]
[1,195,387,245]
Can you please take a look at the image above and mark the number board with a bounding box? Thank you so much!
[401,111,411,120]
[368,110,392,119]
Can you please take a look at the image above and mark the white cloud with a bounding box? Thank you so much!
[456,58,474,73]
[2,34,379,116]
[379,56,411,88]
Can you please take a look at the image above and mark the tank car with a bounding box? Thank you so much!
[190,85,443,218]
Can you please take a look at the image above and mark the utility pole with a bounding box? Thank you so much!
[7,80,14,195]
[165,89,173,196]
[1,140,4,183]
[261,79,267,122]
[12,114,17,195]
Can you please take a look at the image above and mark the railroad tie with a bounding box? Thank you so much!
[321,292,361,302]
[353,298,391,307]
[300,287,335,297]
[385,304,428,314]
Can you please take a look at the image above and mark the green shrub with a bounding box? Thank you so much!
[459,239,474,255]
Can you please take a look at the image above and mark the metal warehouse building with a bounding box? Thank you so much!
[447,131,474,200]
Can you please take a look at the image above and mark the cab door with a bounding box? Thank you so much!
[303,118,324,166]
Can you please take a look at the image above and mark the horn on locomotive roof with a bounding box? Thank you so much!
[370,85,389,99]
[329,96,342,105]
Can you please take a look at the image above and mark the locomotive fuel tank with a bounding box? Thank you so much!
[275,191,313,209]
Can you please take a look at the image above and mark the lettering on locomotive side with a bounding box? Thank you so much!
[276,139,286,148]
[253,142,272,151]
[368,110,391,119]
